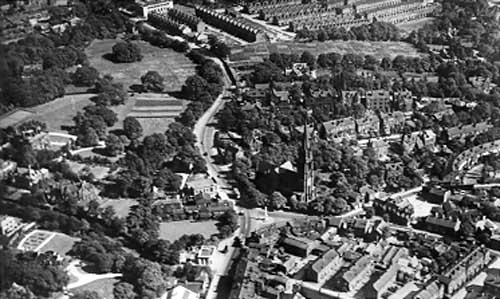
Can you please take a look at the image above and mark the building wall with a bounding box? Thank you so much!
[142,1,173,18]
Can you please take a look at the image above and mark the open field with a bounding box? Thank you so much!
[398,17,435,34]
[159,220,218,241]
[0,94,94,131]
[127,93,188,135]
[86,39,195,135]
[99,198,139,218]
[38,233,79,256]
[72,277,118,299]
[86,39,196,92]
[229,40,424,64]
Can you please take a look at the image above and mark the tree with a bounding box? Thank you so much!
[300,51,316,68]
[154,168,182,191]
[141,71,165,92]
[113,282,137,299]
[182,75,209,100]
[111,42,143,63]
[269,191,287,210]
[211,41,231,58]
[72,291,102,299]
[84,104,118,127]
[77,126,99,147]
[105,133,124,156]
[218,210,239,234]
[123,116,143,140]
[72,66,99,87]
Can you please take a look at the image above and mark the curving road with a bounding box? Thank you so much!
[193,58,252,299]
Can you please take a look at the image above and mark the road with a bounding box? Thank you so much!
[192,57,253,299]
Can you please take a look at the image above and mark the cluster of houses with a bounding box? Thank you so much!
[1,0,76,44]
[228,213,494,299]
[243,0,439,31]
[195,6,266,42]
[152,174,234,221]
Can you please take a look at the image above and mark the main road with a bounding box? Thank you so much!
[193,57,252,299]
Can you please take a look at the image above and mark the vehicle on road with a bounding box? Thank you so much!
[221,245,228,253]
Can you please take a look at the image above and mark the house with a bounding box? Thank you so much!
[137,0,173,18]
[380,111,406,135]
[159,285,199,299]
[185,174,219,197]
[483,269,500,296]
[393,90,413,112]
[445,122,492,141]
[401,130,436,153]
[385,162,404,181]
[280,236,313,257]
[361,90,392,113]
[411,280,443,299]
[370,264,400,299]
[373,196,414,225]
[0,215,23,238]
[356,111,380,138]
[421,185,450,204]
[333,256,372,292]
[366,138,390,161]
[0,160,17,180]
[352,218,372,238]
[196,246,216,265]
[12,167,50,188]
[377,246,408,270]
[152,197,184,220]
[320,117,356,142]
[341,90,360,106]
[424,213,461,236]
[307,249,342,283]
[439,246,491,296]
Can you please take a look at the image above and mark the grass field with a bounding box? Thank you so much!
[38,233,79,256]
[159,220,218,241]
[86,39,195,136]
[0,94,95,132]
[229,40,424,64]
[72,278,118,299]
[99,198,139,218]
[86,39,196,92]
[398,17,435,34]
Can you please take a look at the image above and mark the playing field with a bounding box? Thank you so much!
[159,220,218,241]
[86,39,196,92]
[229,40,424,64]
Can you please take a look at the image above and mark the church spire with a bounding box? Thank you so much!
[302,110,314,203]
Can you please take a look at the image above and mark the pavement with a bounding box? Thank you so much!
[66,260,122,290]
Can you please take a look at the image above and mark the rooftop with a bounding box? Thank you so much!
[198,245,215,258]
[311,249,339,273]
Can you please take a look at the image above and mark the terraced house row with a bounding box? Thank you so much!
[246,0,439,32]
[148,8,206,35]
[195,6,266,42]
[243,0,303,14]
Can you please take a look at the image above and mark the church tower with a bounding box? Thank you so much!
[302,114,315,203]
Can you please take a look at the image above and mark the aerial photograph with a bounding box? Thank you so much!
[2,0,500,298]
